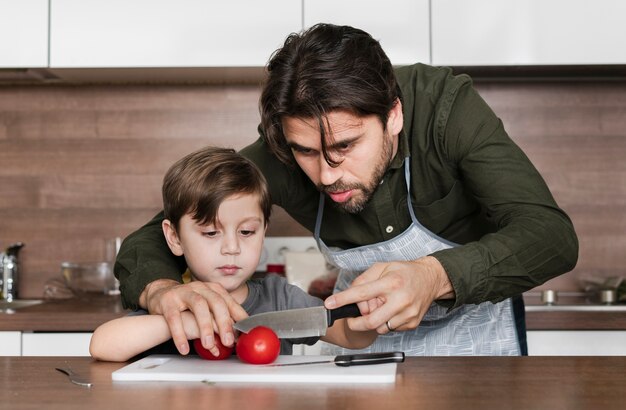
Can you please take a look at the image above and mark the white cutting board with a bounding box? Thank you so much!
[112,355,398,384]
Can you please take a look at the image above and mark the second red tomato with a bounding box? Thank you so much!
[236,326,280,365]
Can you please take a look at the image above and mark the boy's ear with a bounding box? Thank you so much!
[162,219,184,256]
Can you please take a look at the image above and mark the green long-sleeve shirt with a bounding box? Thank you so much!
[116,63,578,311]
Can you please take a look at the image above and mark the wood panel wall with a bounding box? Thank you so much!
[476,81,626,291]
[0,80,624,298]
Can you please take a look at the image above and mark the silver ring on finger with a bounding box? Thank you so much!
[386,320,395,332]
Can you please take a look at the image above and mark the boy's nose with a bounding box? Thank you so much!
[221,235,240,255]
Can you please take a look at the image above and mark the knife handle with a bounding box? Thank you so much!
[327,303,362,327]
[333,352,405,367]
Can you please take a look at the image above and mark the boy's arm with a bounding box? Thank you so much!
[89,311,201,362]
[321,318,377,350]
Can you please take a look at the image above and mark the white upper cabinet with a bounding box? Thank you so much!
[0,0,48,68]
[49,0,302,68]
[432,0,626,66]
[304,0,430,66]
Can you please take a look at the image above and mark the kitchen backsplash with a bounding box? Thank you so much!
[1,79,624,298]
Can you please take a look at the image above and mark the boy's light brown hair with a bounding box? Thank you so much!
[162,146,271,230]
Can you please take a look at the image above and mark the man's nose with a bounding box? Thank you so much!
[221,233,240,255]
[319,156,342,187]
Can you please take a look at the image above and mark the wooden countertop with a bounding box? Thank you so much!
[2,356,625,410]
[0,298,127,331]
[1,294,625,332]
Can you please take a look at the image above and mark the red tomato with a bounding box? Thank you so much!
[193,335,233,360]
[236,326,280,365]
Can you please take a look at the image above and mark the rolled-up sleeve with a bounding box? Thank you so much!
[431,81,579,309]
[115,211,187,310]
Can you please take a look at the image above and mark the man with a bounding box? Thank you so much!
[116,24,578,356]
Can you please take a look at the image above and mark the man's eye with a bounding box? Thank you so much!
[336,142,352,152]
[292,146,315,156]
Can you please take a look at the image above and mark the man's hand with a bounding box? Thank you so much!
[323,256,455,334]
[140,279,248,356]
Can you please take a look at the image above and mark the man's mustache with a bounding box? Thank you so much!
[318,181,366,193]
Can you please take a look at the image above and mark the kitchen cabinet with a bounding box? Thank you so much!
[304,0,430,66]
[431,0,626,66]
[49,0,301,67]
[528,330,626,356]
[0,331,21,356]
[21,332,92,356]
[0,0,48,68]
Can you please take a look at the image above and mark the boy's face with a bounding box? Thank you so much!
[162,193,266,300]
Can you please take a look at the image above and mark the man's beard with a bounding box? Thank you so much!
[319,133,395,214]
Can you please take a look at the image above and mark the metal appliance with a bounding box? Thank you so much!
[1,242,25,302]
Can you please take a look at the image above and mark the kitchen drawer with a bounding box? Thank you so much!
[0,331,22,356]
[21,332,93,357]
[528,330,626,356]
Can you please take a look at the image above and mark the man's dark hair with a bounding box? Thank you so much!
[260,23,400,166]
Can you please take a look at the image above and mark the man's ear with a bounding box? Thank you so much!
[162,219,184,256]
[387,98,404,136]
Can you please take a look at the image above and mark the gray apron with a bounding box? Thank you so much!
[316,158,521,356]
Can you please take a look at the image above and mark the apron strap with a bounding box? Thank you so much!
[314,193,325,241]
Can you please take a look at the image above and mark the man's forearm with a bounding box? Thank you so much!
[421,256,455,301]
[116,211,188,310]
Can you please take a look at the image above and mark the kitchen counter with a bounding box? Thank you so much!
[1,294,625,332]
[1,356,625,410]
[0,298,127,331]
[523,292,626,330]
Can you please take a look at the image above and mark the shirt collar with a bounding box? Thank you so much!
[389,129,409,170]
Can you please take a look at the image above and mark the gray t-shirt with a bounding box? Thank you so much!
[241,274,323,354]
[130,274,323,357]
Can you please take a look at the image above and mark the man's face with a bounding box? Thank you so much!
[282,104,402,213]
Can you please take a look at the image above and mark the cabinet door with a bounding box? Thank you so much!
[528,331,626,356]
[304,0,430,66]
[432,0,626,66]
[0,331,22,356]
[50,0,301,67]
[0,0,48,68]
[21,332,93,356]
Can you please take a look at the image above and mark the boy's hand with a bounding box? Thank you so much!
[142,279,248,355]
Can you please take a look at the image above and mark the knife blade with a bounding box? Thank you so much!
[267,352,405,367]
[233,303,361,338]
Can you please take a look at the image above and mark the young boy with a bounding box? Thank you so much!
[90,146,376,362]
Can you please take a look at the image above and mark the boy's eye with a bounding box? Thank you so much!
[240,230,256,236]
[202,231,219,237]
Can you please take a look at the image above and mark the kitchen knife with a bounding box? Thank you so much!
[268,352,405,367]
[233,303,361,338]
